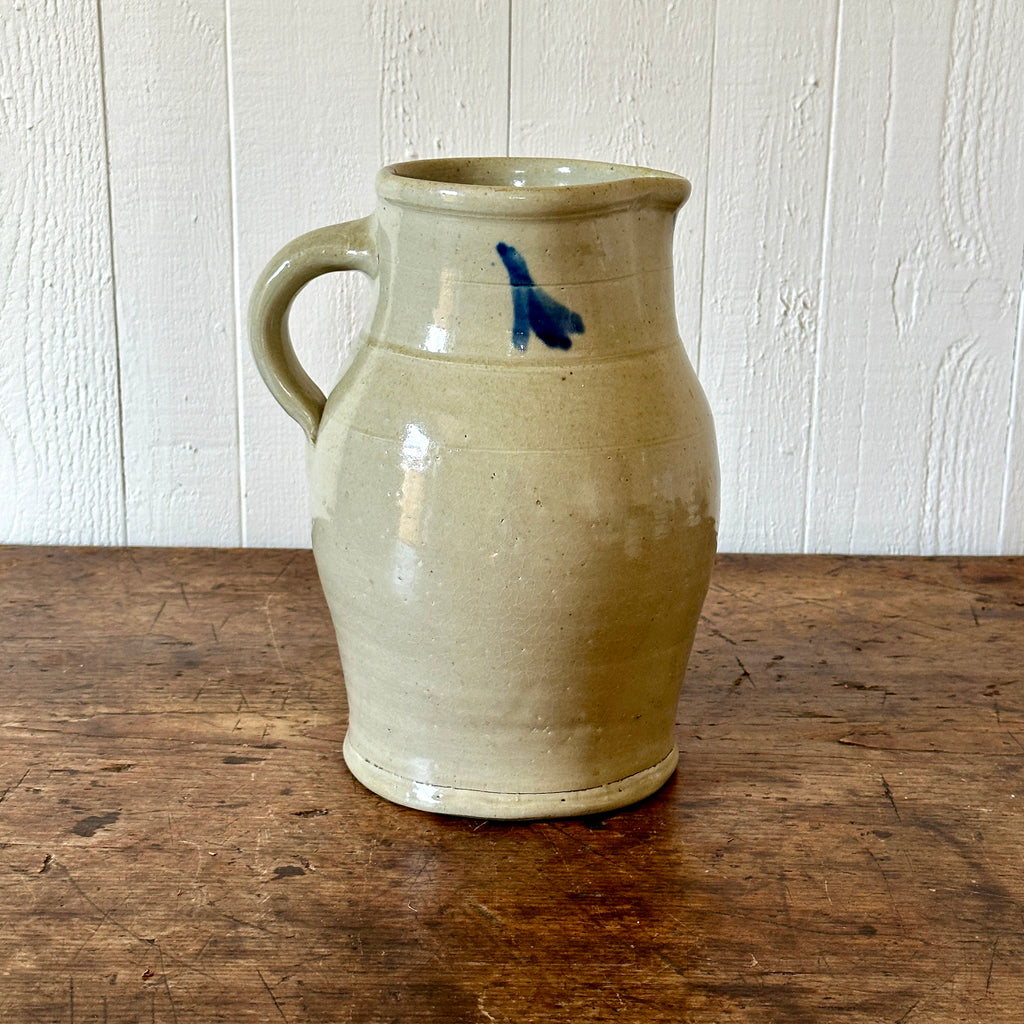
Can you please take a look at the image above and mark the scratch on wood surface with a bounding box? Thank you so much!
[866,847,905,932]
[544,821,621,869]
[59,862,216,980]
[155,941,179,1024]
[881,774,901,821]
[654,950,689,980]
[256,968,288,1022]
[708,579,747,602]
[477,995,499,1022]
[986,935,999,991]
[895,997,921,1023]
[700,618,738,646]
[0,768,30,812]
[700,904,853,938]
[271,552,299,583]
[262,595,287,672]
[466,898,504,930]
[68,898,116,965]
[733,655,754,688]
[204,904,269,936]
[149,600,166,631]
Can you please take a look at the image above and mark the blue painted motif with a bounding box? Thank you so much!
[496,243,584,350]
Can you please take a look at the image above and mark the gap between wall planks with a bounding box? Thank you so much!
[2,1,1022,552]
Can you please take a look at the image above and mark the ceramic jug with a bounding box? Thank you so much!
[249,158,718,818]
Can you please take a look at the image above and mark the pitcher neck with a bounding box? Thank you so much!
[368,202,680,362]
[363,158,690,362]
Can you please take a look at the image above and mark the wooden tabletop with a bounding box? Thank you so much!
[1,547,1022,1023]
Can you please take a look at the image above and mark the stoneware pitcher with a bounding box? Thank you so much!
[249,157,719,819]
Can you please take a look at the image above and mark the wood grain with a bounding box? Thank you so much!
[805,0,1024,555]
[0,2,124,543]
[2,3,1024,554]
[1,546,1022,1021]
[699,0,838,553]
[101,0,241,546]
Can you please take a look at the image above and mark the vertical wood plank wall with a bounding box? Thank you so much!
[2,0,1022,554]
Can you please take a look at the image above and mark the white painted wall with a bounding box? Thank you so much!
[2,0,1022,554]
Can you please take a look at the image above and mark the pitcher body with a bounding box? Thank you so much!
[250,158,718,818]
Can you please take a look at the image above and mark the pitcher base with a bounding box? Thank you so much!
[343,738,679,819]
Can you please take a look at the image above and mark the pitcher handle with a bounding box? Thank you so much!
[248,217,377,443]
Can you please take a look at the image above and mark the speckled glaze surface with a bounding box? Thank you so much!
[249,158,719,818]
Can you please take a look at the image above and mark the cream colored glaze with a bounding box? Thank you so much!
[249,158,719,818]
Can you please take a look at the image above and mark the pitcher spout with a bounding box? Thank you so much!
[637,171,692,214]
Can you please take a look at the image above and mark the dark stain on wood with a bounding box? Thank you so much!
[71,811,120,837]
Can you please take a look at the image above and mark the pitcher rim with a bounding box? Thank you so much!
[376,157,691,216]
